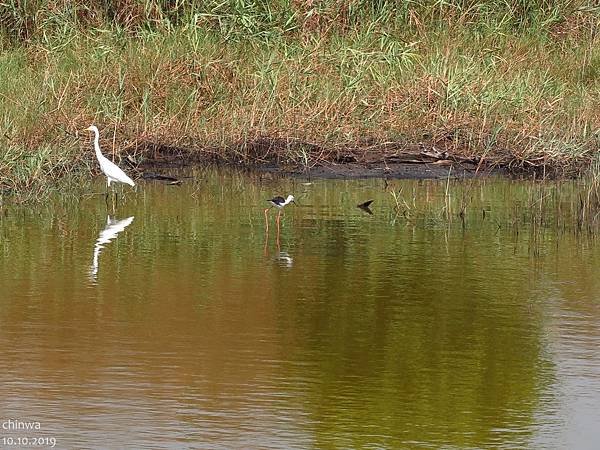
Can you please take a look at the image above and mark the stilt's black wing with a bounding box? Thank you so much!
[269,196,286,205]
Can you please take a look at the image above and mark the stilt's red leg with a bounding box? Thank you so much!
[264,225,269,256]
[264,208,270,232]
[276,210,281,238]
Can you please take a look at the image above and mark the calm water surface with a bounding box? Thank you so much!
[1,169,600,449]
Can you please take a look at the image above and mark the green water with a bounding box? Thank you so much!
[1,169,599,449]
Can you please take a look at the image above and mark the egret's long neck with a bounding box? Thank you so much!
[92,130,103,160]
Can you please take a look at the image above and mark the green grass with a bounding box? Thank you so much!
[0,1,599,198]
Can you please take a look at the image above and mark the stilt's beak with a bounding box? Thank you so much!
[292,200,299,206]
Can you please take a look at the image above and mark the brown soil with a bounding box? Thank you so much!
[131,138,575,181]
[252,156,493,180]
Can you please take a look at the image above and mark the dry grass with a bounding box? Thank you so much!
[1,1,599,199]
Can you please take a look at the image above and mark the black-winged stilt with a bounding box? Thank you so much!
[264,195,296,231]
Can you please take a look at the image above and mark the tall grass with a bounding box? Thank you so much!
[0,1,599,198]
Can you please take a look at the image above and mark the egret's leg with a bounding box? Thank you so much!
[105,179,110,207]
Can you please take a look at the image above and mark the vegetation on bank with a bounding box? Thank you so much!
[0,1,599,197]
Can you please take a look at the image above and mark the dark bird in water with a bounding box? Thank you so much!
[357,200,374,215]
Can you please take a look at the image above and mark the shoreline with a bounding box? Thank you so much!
[0,137,590,202]
[133,138,583,183]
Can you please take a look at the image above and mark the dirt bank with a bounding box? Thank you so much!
[133,139,570,182]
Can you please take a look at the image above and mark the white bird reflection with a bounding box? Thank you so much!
[263,224,293,268]
[276,251,294,268]
[90,216,134,280]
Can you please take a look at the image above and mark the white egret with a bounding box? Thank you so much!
[86,125,135,204]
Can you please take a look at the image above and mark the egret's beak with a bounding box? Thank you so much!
[85,126,93,132]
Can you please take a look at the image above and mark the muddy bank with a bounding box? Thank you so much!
[133,139,568,182]
[253,157,489,180]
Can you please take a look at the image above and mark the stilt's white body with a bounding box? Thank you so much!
[277,195,294,207]
[87,125,135,187]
